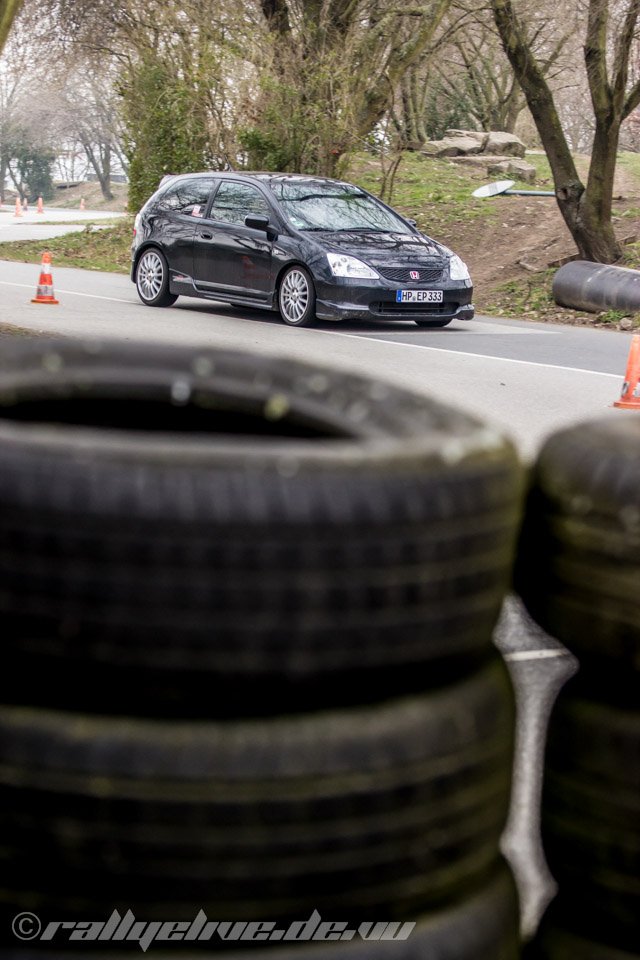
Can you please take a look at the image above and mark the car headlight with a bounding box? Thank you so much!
[449,254,470,281]
[327,253,380,280]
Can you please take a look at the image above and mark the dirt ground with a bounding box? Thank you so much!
[449,159,640,324]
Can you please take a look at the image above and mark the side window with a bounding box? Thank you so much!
[210,182,270,225]
[156,178,216,217]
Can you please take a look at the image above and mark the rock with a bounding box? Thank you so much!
[449,155,516,167]
[421,135,485,157]
[487,160,511,176]
[421,130,528,159]
[444,129,489,150]
[420,141,459,157]
[507,159,537,183]
[484,131,526,158]
[421,138,470,157]
[619,316,637,330]
[517,259,542,273]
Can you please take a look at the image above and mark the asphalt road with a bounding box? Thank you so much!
[0,254,629,940]
[0,204,125,243]
[0,259,632,461]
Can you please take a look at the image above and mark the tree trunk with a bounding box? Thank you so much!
[82,139,114,201]
[0,0,23,53]
[491,0,624,264]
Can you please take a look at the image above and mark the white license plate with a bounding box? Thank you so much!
[396,289,444,303]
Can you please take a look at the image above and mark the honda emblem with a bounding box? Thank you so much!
[410,270,420,280]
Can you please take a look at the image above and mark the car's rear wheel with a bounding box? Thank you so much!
[278,266,316,327]
[415,319,452,328]
[135,249,178,307]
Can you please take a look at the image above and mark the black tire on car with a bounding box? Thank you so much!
[0,659,515,922]
[0,340,523,717]
[515,414,640,701]
[278,265,317,326]
[135,248,178,307]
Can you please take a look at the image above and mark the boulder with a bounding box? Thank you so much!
[420,140,459,157]
[484,131,526,158]
[421,135,484,157]
[506,159,537,183]
[487,160,511,176]
[449,155,512,167]
[445,129,489,150]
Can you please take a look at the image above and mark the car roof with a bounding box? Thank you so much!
[158,171,356,188]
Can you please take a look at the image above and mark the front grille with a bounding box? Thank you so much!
[378,267,444,284]
[371,302,459,316]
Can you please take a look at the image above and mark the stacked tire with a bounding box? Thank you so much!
[0,340,524,957]
[516,416,640,959]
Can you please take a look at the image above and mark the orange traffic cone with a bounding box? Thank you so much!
[37,196,43,214]
[14,197,22,217]
[79,198,85,210]
[31,252,59,305]
[614,334,640,409]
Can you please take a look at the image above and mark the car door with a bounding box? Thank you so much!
[193,181,275,301]
[149,177,218,281]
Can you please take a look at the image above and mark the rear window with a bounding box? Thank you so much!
[156,178,216,217]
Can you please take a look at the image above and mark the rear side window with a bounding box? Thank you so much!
[156,178,216,217]
[210,182,270,225]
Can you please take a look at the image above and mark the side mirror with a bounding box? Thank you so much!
[245,215,277,239]
[407,218,417,228]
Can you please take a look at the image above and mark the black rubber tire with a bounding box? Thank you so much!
[278,265,317,326]
[2,863,519,958]
[538,678,640,954]
[135,248,178,307]
[526,903,639,960]
[414,320,452,328]
[515,415,640,700]
[0,340,523,717]
[0,660,514,922]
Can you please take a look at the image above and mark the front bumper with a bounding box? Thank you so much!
[313,276,474,322]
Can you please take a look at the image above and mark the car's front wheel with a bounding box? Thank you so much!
[135,249,178,307]
[278,266,316,327]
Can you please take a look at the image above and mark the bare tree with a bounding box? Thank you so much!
[55,61,129,200]
[491,0,640,262]
[0,3,59,200]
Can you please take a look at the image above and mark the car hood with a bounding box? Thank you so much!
[313,231,449,269]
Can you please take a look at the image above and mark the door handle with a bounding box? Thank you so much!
[200,232,213,240]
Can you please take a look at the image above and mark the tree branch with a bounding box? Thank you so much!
[584,0,612,118]
[612,0,640,113]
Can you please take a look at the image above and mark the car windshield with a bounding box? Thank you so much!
[269,180,410,233]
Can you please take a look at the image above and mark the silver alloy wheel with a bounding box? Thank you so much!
[280,268,310,324]
[137,251,164,302]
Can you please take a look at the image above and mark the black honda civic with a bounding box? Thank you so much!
[131,171,474,328]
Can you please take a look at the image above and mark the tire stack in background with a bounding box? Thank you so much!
[0,340,524,958]
[516,416,640,960]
